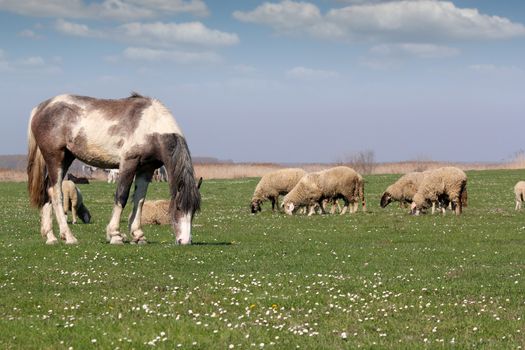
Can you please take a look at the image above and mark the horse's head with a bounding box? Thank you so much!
[172,177,202,245]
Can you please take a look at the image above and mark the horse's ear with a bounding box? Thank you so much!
[197,177,203,189]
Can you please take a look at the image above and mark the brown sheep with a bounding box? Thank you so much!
[62,180,91,224]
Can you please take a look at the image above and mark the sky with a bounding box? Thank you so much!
[0,0,524,164]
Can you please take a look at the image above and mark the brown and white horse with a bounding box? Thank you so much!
[27,93,200,245]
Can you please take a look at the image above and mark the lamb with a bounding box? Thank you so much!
[410,167,467,216]
[141,200,171,225]
[514,181,525,210]
[140,178,202,224]
[250,168,307,213]
[62,180,91,224]
[380,171,427,208]
[283,166,365,216]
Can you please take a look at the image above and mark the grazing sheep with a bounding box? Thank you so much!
[140,178,202,225]
[141,200,171,225]
[283,166,363,216]
[62,180,91,224]
[380,171,426,208]
[514,181,525,210]
[67,173,90,184]
[250,168,307,213]
[411,167,467,216]
[107,169,119,183]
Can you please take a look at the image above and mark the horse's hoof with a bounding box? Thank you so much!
[65,238,78,245]
[109,236,124,245]
[45,238,59,245]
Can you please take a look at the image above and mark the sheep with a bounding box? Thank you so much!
[67,173,90,184]
[250,168,307,213]
[107,169,119,183]
[283,166,364,216]
[62,180,91,224]
[140,177,203,224]
[141,200,171,225]
[514,181,525,210]
[410,167,467,216]
[380,171,427,208]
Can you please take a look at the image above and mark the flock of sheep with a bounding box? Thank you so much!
[61,165,525,227]
[251,165,469,216]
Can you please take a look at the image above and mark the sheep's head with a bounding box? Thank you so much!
[380,192,392,208]
[284,202,295,215]
[411,193,429,215]
[250,199,262,214]
[78,204,92,223]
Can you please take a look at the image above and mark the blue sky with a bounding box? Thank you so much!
[1,0,524,163]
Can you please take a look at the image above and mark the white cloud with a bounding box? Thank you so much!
[233,1,321,34]
[55,19,100,37]
[469,64,524,74]
[54,19,239,48]
[234,0,525,41]
[0,50,62,73]
[118,21,239,47]
[17,29,40,39]
[0,0,208,21]
[122,46,221,64]
[370,43,460,58]
[285,66,339,80]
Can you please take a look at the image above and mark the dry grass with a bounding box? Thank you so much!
[3,159,524,183]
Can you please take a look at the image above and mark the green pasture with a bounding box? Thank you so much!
[1,169,524,349]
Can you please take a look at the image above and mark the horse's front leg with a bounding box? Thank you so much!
[128,168,154,244]
[106,164,137,244]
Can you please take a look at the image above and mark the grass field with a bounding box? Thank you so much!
[1,170,524,349]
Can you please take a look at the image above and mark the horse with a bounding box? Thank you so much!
[27,93,201,245]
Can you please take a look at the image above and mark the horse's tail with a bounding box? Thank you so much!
[27,108,48,208]
[165,134,201,217]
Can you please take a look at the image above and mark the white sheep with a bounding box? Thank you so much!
[514,181,525,210]
[411,167,467,215]
[250,168,307,213]
[141,200,171,225]
[140,178,202,224]
[62,180,91,224]
[380,171,427,208]
[107,169,119,183]
[283,166,364,216]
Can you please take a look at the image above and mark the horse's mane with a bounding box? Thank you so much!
[129,92,144,98]
[166,134,201,216]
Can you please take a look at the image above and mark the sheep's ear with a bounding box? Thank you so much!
[197,177,203,189]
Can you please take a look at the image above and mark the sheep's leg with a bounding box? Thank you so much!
[62,189,70,222]
[516,198,521,211]
[275,196,280,212]
[340,198,349,215]
[71,196,78,224]
[431,202,436,215]
[270,197,276,212]
[128,167,155,244]
[40,202,58,245]
[307,204,316,216]
[454,198,462,215]
[106,161,139,244]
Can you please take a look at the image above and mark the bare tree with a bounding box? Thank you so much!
[343,149,376,175]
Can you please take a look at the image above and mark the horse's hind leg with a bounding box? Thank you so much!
[128,168,155,244]
[46,156,77,244]
[40,202,58,245]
